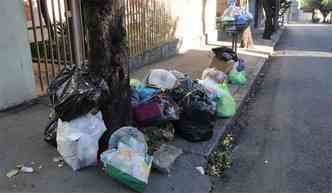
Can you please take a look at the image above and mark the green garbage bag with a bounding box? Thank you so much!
[229,68,247,85]
[216,83,236,118]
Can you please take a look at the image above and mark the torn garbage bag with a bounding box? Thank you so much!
[56,112,106,171]
[101,127,153,193]
[48,66,109,122]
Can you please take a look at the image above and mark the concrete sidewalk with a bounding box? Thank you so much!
[0,28,284,193]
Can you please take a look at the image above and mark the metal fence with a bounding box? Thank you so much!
[124,0,177,56]
[24,0,177,95]
[25,0,74,95]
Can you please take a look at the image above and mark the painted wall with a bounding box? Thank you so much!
[0,0,36,110]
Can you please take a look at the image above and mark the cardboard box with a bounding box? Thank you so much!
[209,56,234,74]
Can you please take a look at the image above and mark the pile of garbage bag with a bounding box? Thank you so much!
[216,4,253,32]
[43,65,240,192]
[44,66,110,148]
[210,46,247,85]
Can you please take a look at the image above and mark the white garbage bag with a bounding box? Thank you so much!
[199,78,225,99]
[201,68,226,83]
[108,126,147,155]
[101,127,153,192]
[57,112,106,171]
[145,69,177,89]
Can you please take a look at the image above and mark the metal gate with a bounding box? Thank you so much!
[24,0,84,95]
[24,0,177,96]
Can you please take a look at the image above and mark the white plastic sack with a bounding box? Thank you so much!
[145,69,177,89]
[199,78,225,99]
[101,127,153,192]
[57,112,106,171]
[108,126,148,155]
[201,68,226,83]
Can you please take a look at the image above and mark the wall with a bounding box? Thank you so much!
[0,0,36,110]
[217,0,228,16]
[169,0,217,52]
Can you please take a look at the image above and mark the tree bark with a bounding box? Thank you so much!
[84,0,131,131]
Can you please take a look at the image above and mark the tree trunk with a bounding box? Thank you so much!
[84,0,131,131]
[262,0,274,39]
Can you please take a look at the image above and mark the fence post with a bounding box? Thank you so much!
[70,0,83,66]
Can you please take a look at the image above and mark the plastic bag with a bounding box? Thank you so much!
[216,83,236,118]
[56,112,106,171]
[198,79,225,99]
[133,94,180,126]
[135,86,160,101]
[145,69,178,89]
[152,144,183,173]
[221,5,252,32]
[101,127,152,193]
[201,68,226,83]
[48,66,109,122]
[212,46,238,62]
[169,70,187,80]
[173,118,214,142]
[173,83,216,142]
[108,127,148,154]
[130,79,144,88]
[229,68,247,85]
[222,5,242,19]
[235,59,245,72]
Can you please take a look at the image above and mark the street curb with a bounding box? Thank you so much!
[207,27,286,157]
[155,27,286,193]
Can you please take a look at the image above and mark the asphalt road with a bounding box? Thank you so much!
[213,24,332,193]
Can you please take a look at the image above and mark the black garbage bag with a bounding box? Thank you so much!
[212,46,238,62]
[167,78,194,103]
[173,118,214,142]
[48,66,109,122]
[44,117,58,147]
[170,81,216,142]
[180,86,216,120]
